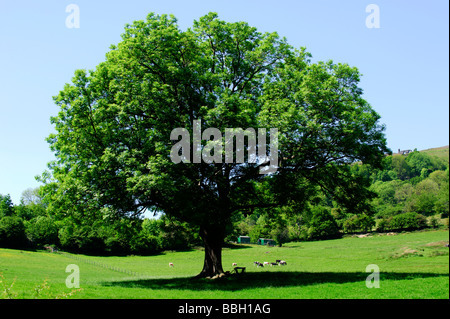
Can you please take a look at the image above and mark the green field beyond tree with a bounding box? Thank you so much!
[1,229,448,299]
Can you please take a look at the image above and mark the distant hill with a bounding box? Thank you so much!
[421,145,449,161]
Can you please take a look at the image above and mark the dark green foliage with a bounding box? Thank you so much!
[342,214,376,233]
[384,212,427,231]
[25,216,59,247]
[58,222,106,254]
[301,206,341,240]
[0,194,14,218]
[391,155,411,180]
[0,216,27,248]
[0,190,201,254]
[406,151,447,178]
[157,216,201,251]
[367,151,448,220]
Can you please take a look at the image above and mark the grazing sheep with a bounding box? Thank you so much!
[169,262,174,267]
[279,260,287,266]
[254,261,264,267]
[232,263,238,266]
[263,262,270,266]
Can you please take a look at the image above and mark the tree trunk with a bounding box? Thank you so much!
[196,225,225,278]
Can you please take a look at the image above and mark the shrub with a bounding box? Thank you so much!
[342,215,359,233]
[305,206,341,240]
[376,218,388,232]
[428,215,441,228]
[130,234,161,255]
[103,235,128,255]
[58,223,106,254]
[25,216,59,248]
[358,214,376,232]
[78,230,106,254]
[58,224,78,251]
[343,214,376,233]
[387,212,427,231]
[0,216,27,248]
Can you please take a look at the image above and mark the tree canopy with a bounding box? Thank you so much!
[46,12,389,277]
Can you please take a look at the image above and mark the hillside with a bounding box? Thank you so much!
[421,145,449,161]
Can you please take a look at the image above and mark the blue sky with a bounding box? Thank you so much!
[0,0,448,204]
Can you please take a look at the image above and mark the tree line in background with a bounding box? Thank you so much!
[0,150,448,255]
[231,150,449,245]
[0,189,199,254]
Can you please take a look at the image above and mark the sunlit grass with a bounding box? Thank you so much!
[0,229,448,298]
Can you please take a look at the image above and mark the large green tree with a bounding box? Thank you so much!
[47,13,388,278]
[0,194,14,218]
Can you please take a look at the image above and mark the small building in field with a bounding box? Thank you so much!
[257,238,276,246]
[237,236,251,244]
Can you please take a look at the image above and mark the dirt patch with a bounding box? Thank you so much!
[389,247,423,259]
[425,241,449,247]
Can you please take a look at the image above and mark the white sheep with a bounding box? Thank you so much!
[169,262,174,267]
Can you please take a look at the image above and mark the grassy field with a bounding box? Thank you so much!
[421,145,449,161]
[0,229,448,299]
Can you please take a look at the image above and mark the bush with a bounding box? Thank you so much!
[304,206,341,240]
[343,214,376,233]
[58,224,78,251]
[25,216,59,248]
[376,218,388,232]
[58,223,106,254]
[387,212,427,231]
[130,234,161,255]
[428,215,441,228]
[249,224,269,243]
[78,230,106,254]
[0,216,28,248]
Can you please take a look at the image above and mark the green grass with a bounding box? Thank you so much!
[1,229,448,299]
[421,145,449,161]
